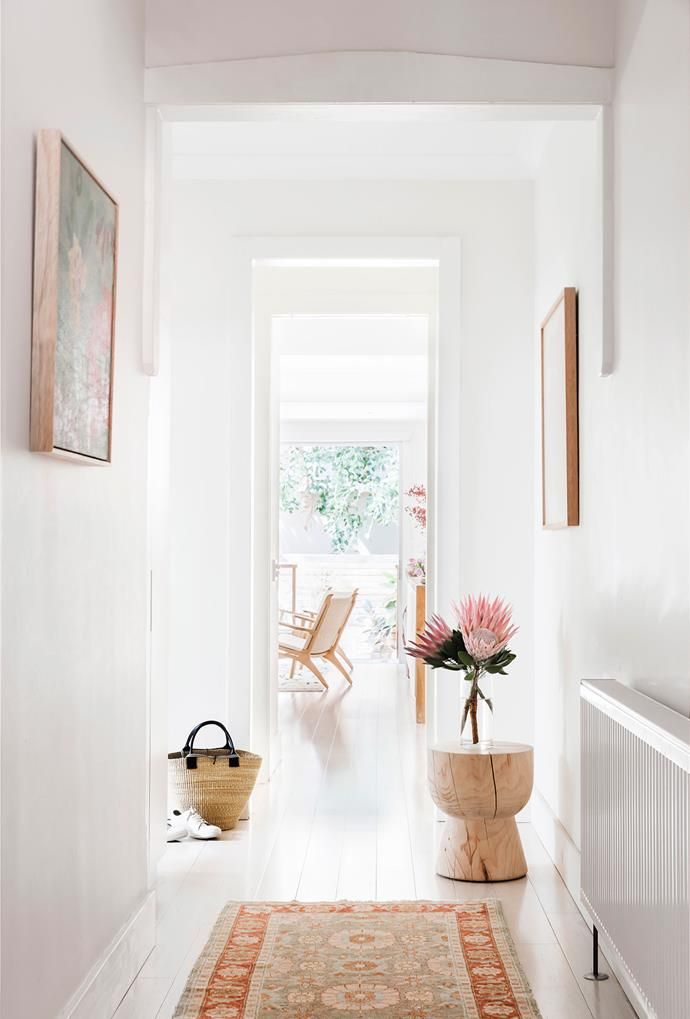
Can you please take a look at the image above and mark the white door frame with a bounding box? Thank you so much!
[144,86,612,875]
[225,236,461,774]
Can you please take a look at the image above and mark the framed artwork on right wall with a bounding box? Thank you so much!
[540,286,579,528]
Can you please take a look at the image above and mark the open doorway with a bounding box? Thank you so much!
[153,104,594,853]
[275,310,428,696]
[250,263,435,767]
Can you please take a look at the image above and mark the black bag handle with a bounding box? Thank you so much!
[182,720,240,769]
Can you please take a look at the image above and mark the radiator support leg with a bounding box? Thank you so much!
[584,925,609,982]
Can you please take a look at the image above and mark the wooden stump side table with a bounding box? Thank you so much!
[428,741,533,882]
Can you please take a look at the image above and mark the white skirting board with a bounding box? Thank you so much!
[58,891,156,1019]
[531,789,649,1019]
[531,788,581,903]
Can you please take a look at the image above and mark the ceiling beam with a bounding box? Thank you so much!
[145,51,612,110]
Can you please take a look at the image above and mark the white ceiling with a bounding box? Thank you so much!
[147,1,614,71]
[171,116,558,181]
[276,315,428,357]
[277,315,428,421]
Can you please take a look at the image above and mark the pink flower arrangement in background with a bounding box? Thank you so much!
[405,594,518,745]
[406,557,426,581]
[404,483,427,531]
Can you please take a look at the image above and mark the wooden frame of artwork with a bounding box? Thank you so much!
[30,129,118,463]
[540,287,579,528]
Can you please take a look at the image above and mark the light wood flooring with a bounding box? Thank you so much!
[115,663,636,1019]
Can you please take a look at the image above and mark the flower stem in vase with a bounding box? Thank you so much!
[469,692,479,744]
[460,672,481,745]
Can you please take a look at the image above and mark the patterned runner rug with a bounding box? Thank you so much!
[173,900,542,1018]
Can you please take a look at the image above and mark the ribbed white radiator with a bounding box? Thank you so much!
[581,679,690,1019]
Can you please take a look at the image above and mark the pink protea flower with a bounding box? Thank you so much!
[405,613,452,660]
[454,594,518,662]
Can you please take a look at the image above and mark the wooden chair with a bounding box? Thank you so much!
[279,595,354,672]
[279,590,358,689]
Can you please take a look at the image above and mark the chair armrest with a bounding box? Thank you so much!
[280,621,314,635]
[280,609,317,623]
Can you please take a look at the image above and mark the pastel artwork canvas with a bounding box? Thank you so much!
[53,142,116,460]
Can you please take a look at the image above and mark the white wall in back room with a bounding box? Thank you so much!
[0,1,150,1017]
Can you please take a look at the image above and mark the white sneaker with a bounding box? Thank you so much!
[167,814,188,842]
[174,808,221,840]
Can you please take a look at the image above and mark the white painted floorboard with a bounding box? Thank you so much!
[115,664,636,1019]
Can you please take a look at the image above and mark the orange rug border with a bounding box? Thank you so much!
[173,899,543,1018]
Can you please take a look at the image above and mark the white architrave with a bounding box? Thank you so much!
[222,237,461,771]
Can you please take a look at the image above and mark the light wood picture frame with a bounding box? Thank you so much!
[540,287,579,528]
[30,129,118,463]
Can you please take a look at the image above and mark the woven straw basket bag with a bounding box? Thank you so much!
[168,720,262,830]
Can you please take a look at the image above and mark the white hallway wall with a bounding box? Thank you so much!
[533,0,690,898]
[165,179,535,755]
[145,0,614,70]
[1,1,151,1017]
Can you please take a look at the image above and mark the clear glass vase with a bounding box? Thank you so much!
[460,674,494,749]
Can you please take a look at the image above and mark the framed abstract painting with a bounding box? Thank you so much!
[30,129,118,463]
[540,286,579,528]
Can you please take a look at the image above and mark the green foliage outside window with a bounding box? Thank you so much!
[280,444,399,553]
